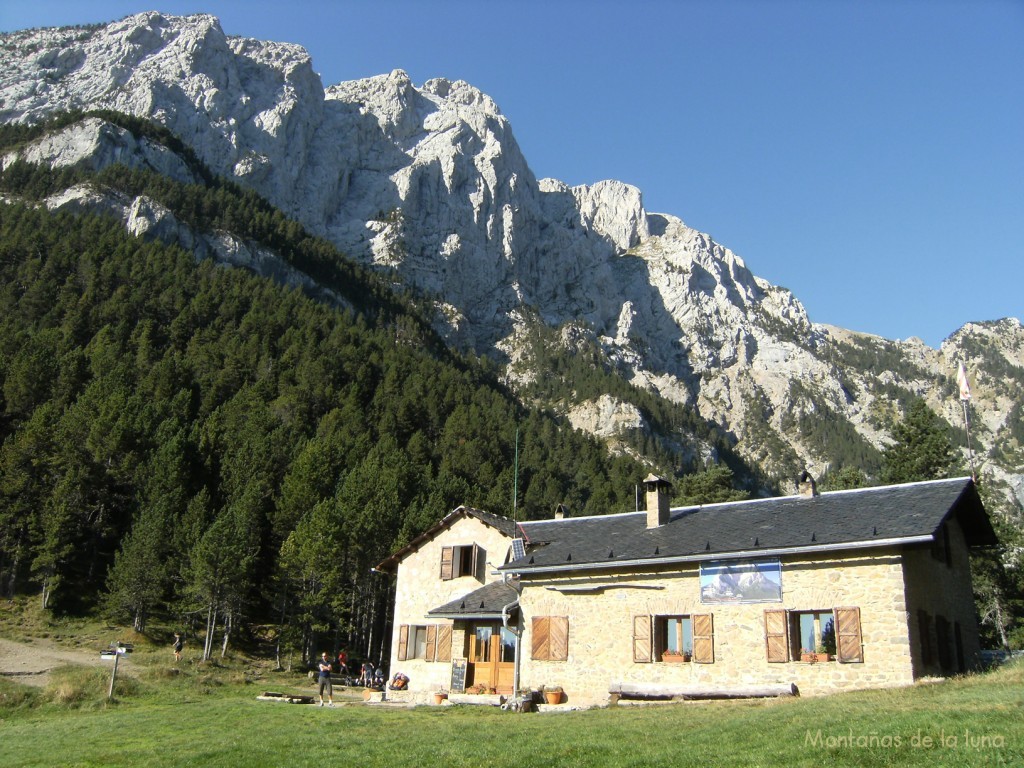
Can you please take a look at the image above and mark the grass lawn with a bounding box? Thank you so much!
[1,656,1022,768]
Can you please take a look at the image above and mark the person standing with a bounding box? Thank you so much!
[317,652,334,707]
[172,633,183,662]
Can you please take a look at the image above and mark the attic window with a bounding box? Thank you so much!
[440,544,484,582]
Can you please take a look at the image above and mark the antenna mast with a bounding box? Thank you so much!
[512,426,519,522]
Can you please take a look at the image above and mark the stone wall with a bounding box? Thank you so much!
[516,547,922,704]
[902,518,983,675]
[388,515,512,693]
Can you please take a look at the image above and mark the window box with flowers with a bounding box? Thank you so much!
[661,650,692,663]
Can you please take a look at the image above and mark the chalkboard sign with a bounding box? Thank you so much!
[450,658,467,693]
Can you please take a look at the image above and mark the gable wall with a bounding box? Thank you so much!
[517,548,916,704]
[902,517,983,675]
[388,515,513,692]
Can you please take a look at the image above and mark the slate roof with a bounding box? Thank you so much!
[427,580,520,619]
[373,505,519,573]
[500,477,995,575]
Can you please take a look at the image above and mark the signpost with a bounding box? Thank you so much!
[103,644,126,700]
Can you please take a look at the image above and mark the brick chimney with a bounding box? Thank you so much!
[797,471,819,498]
[644,474,672,528]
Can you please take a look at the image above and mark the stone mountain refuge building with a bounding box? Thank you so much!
[373,475,996,705]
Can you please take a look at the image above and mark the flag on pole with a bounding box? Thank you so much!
[957,361,972,401]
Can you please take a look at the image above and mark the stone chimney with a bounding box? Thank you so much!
[797,471,819,498]
[643,474,672,528]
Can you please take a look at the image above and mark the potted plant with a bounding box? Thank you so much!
[433,689,448,705]
[800,648,817,663]
[543,685,563,705]
[474,683,488,695]
[661,650,691,663]
[815,644,833,662]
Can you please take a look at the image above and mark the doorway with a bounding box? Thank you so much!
[466,623,516,693]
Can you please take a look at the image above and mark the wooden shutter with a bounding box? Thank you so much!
[692,613,714,664]
[835,606,864,663]
[633,615,652,663]
[917,610,933,665]
[549,616,569,661]
[472,543,484,582]
[397,624,409,661]
[532,616,550,660]
[764,609,790,663]
[440,546,454,580]
[436,624,452,662]
[425,625,437,662]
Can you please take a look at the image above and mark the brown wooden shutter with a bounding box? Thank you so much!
[692,613,714,664]
[549,616,569,661]
[440,546,454,580]
[397,624,409,661]
[472,543,484,581]
[764,609,790,663]
[436,624,452,662]
[632,615,652,663]
[425,624,437,662]
[835,606,864,663]
[532,616,550,660]
[917,610,933,665]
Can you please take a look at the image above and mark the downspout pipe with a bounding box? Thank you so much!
[501,572,523,695]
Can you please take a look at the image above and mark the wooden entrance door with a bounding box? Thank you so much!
[467,624,515,693]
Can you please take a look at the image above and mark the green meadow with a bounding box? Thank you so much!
[1,649,1021,768]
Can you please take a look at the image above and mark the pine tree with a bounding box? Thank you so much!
[881,399,958,484]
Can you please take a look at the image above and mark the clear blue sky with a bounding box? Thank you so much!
[3,1,1021,347]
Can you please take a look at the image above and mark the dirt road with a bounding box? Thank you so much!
[0,636,130,687]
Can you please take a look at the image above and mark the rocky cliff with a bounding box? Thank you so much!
[1,12,1021,505]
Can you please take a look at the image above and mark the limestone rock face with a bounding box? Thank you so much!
[1,12,1021,494]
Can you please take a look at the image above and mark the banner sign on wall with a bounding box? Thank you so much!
[699,559,782,603]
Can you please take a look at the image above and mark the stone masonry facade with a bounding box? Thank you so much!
[515,527,977,705]
[383,500,984,706]
[388,515,511,694]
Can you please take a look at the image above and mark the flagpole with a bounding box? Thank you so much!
[962,398,976,482]
[957,362,976,481]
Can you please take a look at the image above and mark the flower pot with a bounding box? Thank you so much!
[544,690,562,705]
[662,653,690,663]
[433,692,448,705]
[800,653,817,663]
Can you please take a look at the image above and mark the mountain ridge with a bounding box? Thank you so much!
[1,11,1021,505]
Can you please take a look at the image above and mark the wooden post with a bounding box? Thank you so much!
[108,650,119,700]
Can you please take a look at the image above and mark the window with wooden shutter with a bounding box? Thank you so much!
[532,616,569,661]
[692,613,714,664]
[397,624,409,661]
[633,615,652,663]
[835,606,864,663]
[764,609,790,662]
[425,625,437,661]
[532,616,550,660]
[440,546,454,580]
[549,616,568,661]
[917,610,933,666]
[436,624,452,662]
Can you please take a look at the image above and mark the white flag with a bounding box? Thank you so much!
[957,362,972,401]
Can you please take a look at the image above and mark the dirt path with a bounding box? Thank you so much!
[0,636,132,687]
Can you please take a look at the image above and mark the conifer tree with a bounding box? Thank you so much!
[881,399,958,484]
